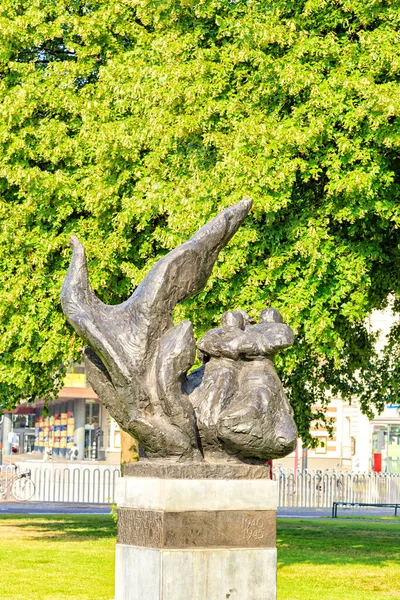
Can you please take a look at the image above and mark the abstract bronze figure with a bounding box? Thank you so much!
[61,199,297,462]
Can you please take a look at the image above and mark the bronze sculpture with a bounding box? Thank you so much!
[61,199,297,463]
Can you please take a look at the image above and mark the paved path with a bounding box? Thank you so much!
[0,501,110,514]
[0,502,399,520]
[278,508,331,519]
[278,507,400,520]
[1,504,334,518]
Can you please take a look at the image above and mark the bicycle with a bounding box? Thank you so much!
[0,464,35,501]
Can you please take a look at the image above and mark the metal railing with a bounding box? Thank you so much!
[273,468,400,508]
[1,463,399,507]
[0,463,121,503]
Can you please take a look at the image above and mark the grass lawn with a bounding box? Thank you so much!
[0,514,398,599]
[277,518,400,600]
[0,514,116,600]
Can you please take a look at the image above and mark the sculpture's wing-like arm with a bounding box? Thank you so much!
[129,198,253,330]
[61,198,253,372]
[60,236,133,385]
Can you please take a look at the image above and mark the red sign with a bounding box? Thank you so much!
[373,453,382,473]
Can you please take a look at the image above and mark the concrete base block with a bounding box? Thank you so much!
[116,545,276,600]
[115,464,277,600]
[115,546,160,600]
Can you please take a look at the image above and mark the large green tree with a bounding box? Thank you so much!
[1,0,400,445]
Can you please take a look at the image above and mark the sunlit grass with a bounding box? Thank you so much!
[0,514,116,600]
[0,514,399,600]
[278,519,400,600]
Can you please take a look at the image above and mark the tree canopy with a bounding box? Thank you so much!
[1,0,400,445]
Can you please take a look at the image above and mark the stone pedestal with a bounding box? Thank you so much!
[115,463,277,600]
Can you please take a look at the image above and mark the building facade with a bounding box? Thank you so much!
[277,306,400,473]
[1,365,121,464]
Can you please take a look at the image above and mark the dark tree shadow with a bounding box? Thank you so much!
[0,514,116,541]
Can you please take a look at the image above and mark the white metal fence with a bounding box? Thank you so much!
[0,463,120,503]
[274,468,400,508]
[1,464,400,507]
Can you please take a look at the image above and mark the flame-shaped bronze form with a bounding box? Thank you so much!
[61,200,297,462]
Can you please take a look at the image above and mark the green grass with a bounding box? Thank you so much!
[277,519,400,600]
[0,514,116,600]
[0,514,399,600]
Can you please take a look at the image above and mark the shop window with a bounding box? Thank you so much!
[85,401,101,459]
[372,426,386,453]
[372,424,400,473]
[387,424,400,473]
[85,401,100,427]
[12,414,35,429]
[24,434,35,453]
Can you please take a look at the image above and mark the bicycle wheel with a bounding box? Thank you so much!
[11,477,35,501]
